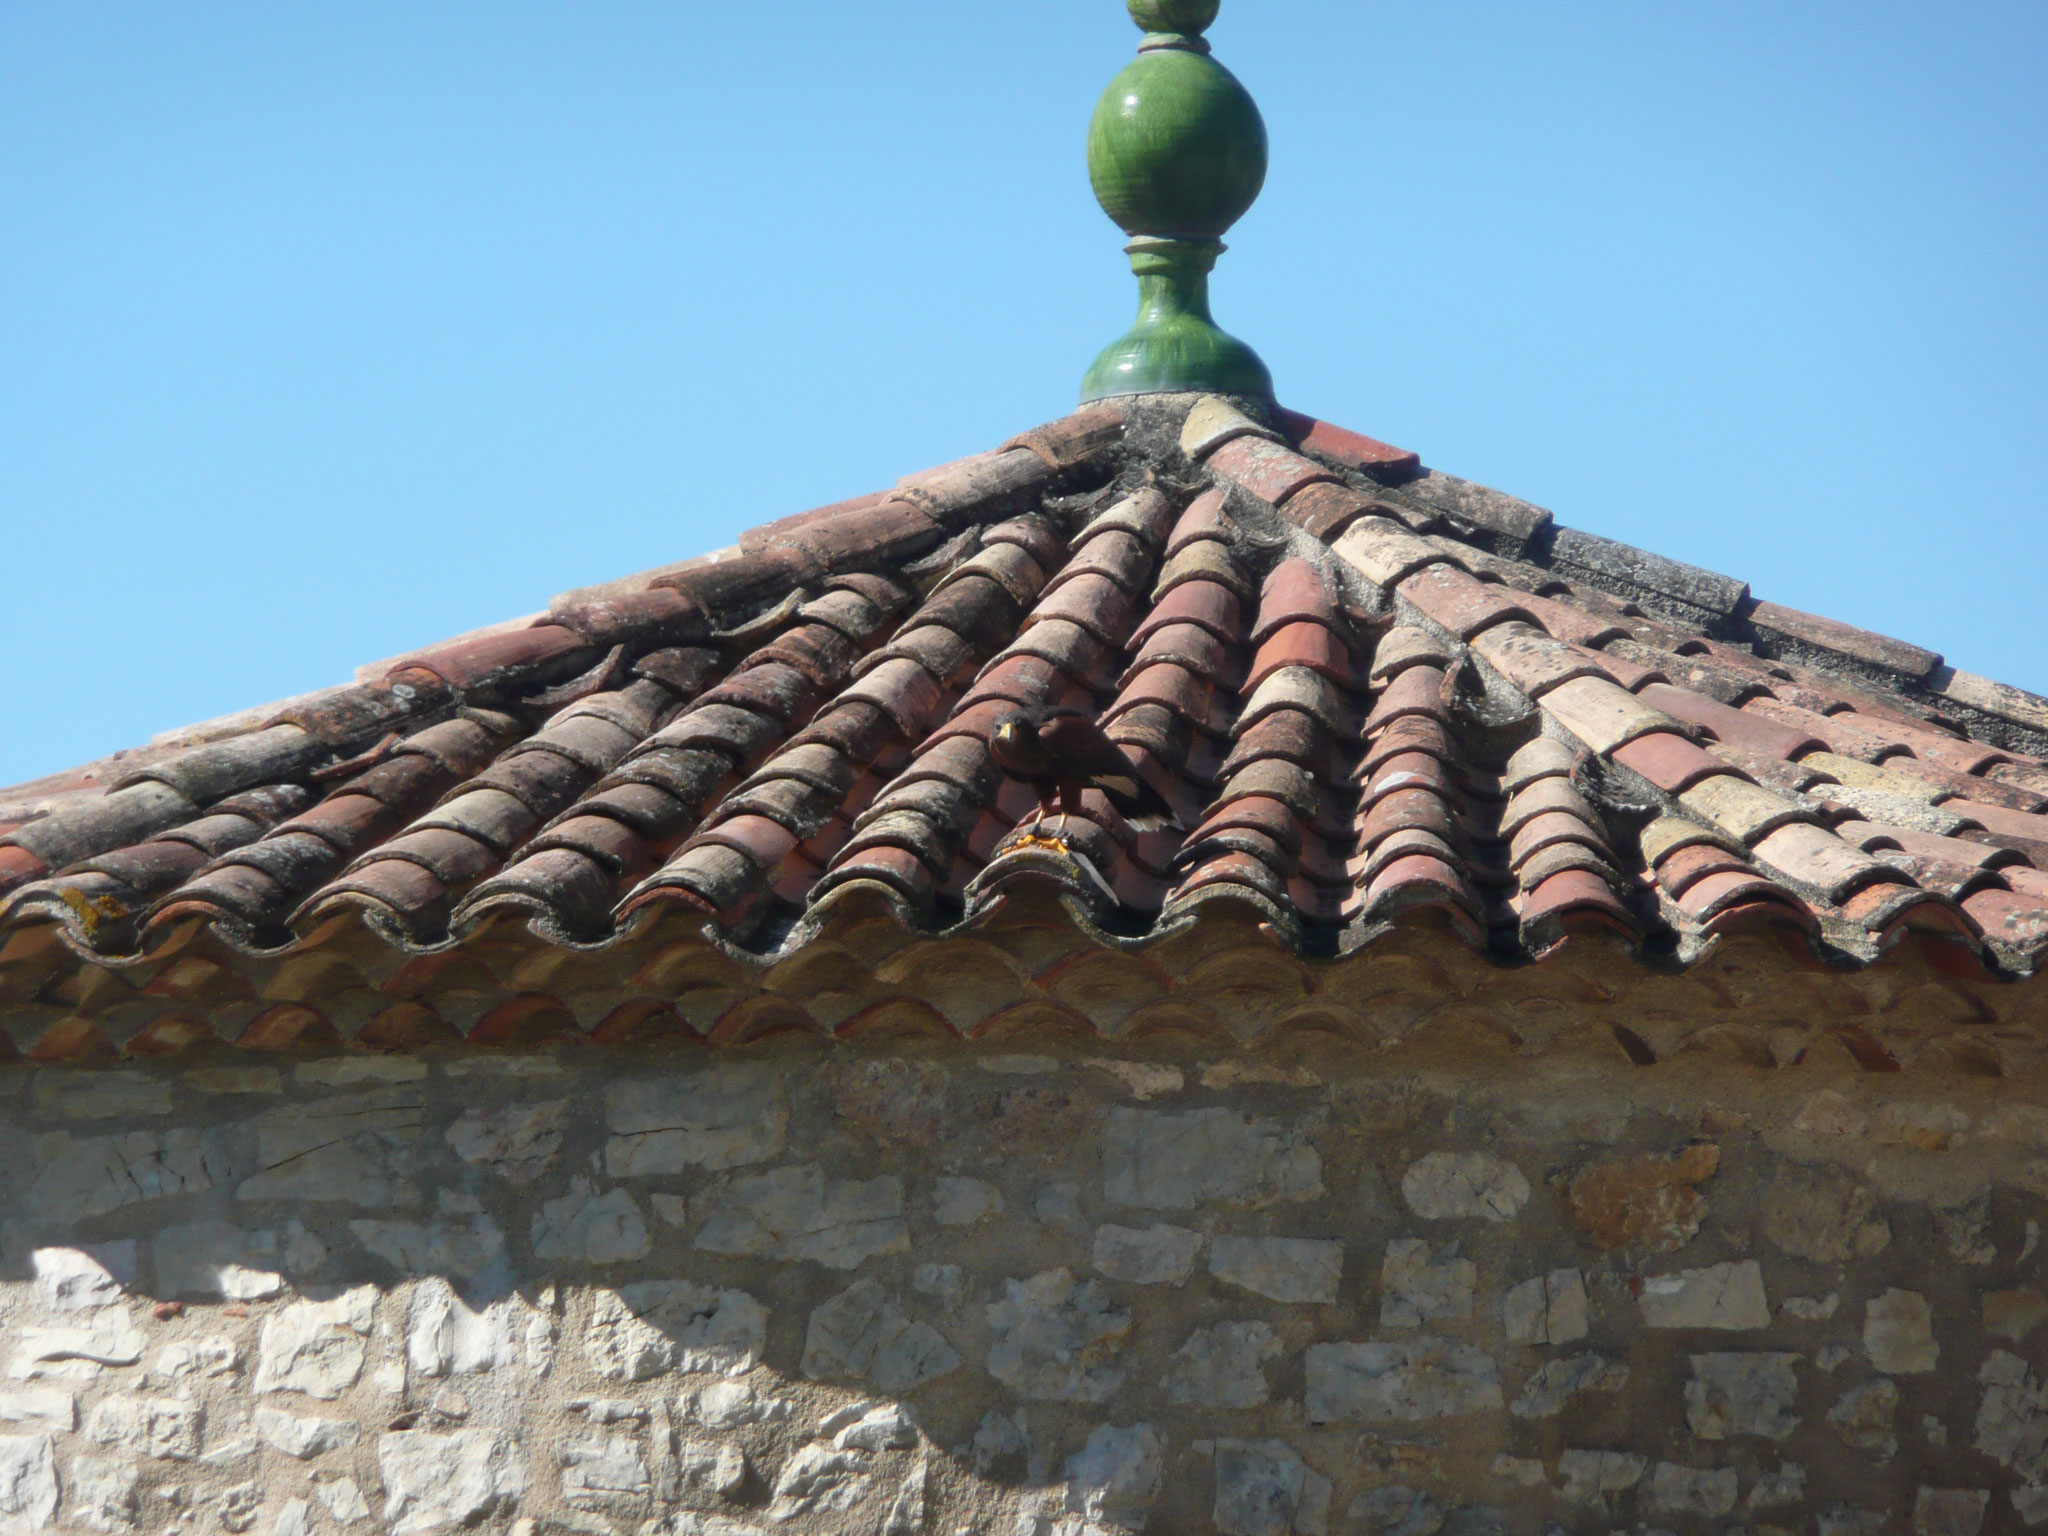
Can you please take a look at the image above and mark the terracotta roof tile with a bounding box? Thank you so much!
[7,391,2048,1029]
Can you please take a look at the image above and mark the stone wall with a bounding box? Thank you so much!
[1,1039,2045,1535]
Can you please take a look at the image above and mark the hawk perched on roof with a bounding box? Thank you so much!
[990,708,1183,837]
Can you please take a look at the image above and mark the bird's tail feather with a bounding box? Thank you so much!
[1122,812,1183,834]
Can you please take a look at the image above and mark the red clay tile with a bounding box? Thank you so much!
[1652,842,1751,898]
[1277,482,1382,541]
[1962,887,2048,957]
[1049,530,1153,594]
[394,624,592,692]
[1359,788,1456,846]
[1676,868,1795,922]
[1123,623,1236,689]
[1247,623,1351,691]
[1611,732,1736,794]
[1252,559,1340,641]
[1111,664,1213,725]
[1127,580,1244,647]
[1638,684,1824,761]
[1362,666,1449,734]
[1186,796,1303,856]
[1165,488,1233,555]
[1398,566,1538,640]
[1275,409,1422,477]
[1207,436,1340,507]
[1749,599,1942,681]
[1027,574,1139,646]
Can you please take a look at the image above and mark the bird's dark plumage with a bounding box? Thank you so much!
[988,708,1183,834]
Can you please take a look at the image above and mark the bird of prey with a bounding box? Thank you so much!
[989,708,1183,837]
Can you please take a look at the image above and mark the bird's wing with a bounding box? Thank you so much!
[1036,715,1183,831]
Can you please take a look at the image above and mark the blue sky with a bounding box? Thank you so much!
[3,1,2043,789]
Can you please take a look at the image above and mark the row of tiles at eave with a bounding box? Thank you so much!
[4,461,2048,976]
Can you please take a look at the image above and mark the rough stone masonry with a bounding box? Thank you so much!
[1,1041,2045,1536]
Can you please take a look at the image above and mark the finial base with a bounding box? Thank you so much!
[1080,237,1272,403]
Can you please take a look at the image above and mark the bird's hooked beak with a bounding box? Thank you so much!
[993,717,1027,752]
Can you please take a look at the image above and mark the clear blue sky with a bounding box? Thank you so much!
[4,2,2043,789]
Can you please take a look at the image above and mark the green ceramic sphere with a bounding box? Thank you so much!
[1127,0,1219,35]
[1088,48,1267,240]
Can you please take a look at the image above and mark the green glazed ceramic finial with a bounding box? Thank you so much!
[1080,0,1272,402]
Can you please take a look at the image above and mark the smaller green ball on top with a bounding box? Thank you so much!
[1128,0,1220,37]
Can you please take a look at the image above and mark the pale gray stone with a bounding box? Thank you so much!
[693,1164,907,1269]
[236,1086,423,1207]
[880,1458,927,1536]
[1488,1454,1545,1488]
[1644,1463,1738,1518]
[1378,1239,1473,1326]
[1305,1339,1502,1423]
[1934,1194,1996,1264]
[1866,1288,1939,1374]
[1034,1182,1086,1228]
[188,1067,282,1096]
[378,1428,525,1536]
[1914,1487,1989,1536]
[2015,1484,2048,1527]
[1211,1235,1342,1306]
[912,1263,965,1309]
[838,1404,918,1452]
[1399,1153,1529,1222]
[30,1244,134,1311]
[1166,1322,1280,1409]
[932,1177,1003,1227]
[1102,1107,1322,1210]
[1347,1484,1442,1536]
[1830,1377,1901,1457]
[36,1071,172,1120]
[532,1180,650,1263]
[253,1406,359,1460]
[271,1498,314,1536]
[1783,1292,1840,1321]
[85,1395,201,1461]
[1509,1353,1628,1419]
[0,1393,71,1432]
[1747,1462,1807,1509]
[561,1431,651,1505]
[650,1516,771,1536]
[1760,1163,1890,1262]
[802,1278,960,1393]
[155,1338,239,1381]
[0,1435,57,1533]
[350,1212,507,1280]
[682,1381,789,1430]
[66,1454,138,1532]
[1065,1423,1162,1531]
[1685,1352,1802,1441]
[8,1313,147,1380]
[1637,1260,1770,1330]
[1213,1439,1328,1536]
[766,1444,868,1522]
[1976,1351,2048,1478]
[1501,1269,1587,1345]
[970,1410,1025,1475]
[254,1287,377,1399]
[443,1100,567,1183]
[1555,1449,1646,1508]
[604,1067,787,1176]
[1092,1223,1202,1286]
[296,1057,426,1087]
[28,1127,227,1221]
[1818,1505,1890,1536]
[314,1478,371,1525]
[985,1270,1131,1403]
[153,1221,285,1301]
[584,1283,765,1382]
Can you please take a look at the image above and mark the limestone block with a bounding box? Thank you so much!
[152,1221,286,1301]
[272,1499,314,1536]
[8,1312,147,1381]
[693,1164,908,1270]
[314,1478,371,1525]
[65,1454,137,1532]
[0,1435,58,1533]
[912,1263,965,1310]
[1637,1260,1770,1330]
[235,1086,423,1207]
[1378,1239,1473,1326]
[84,1395,201,1461]
[834,1403,917,1452]
[1865,1288,1938,1374]
[1102,1108,1321,1210]
[880,1458,927,1536]
[560,1430,651,1506]
[1644,1462,1738,1517]
[1064,1423,1163,1532]
[405,1281,526,1379]
[1829,1377,1900,1457]
[1400,1153,1530,1223]
[155,1338,239,1381]
[985,1270,1131,1403]
[1975,1351,2048,1479]
[604,1067,787,1176]
[1914,1487,1989,1536]
[1501,1269,1587,1345]
[254,1287,377,1399]
[377,1428,525,1536]
[443,1100,566,1183]
[532,1180,650,1264]
[1555,1449,1646,1509]
[1348,1484,1442,1536]
[584,1283,765,1382]
[1509,1353,1628,1419]
[350,1211,507,1281]
[1760,1162,1889,1262]
[1092,1224,1202,1286]
[28,1128,227,1222]
[1165,1322,1280,1409]
[0,1394,71,1432]
[252,1406,359,1460]
[802,1279,959,1393]
[1684,1352,1801,1441]
[766,1445,868,1522]
[1747,1462,1806,1510]
[931,1177,1003,1227]
[1305,1339,1502,1423]
[1034,1183,1085,1228]
[1212,1439,1329,1536]
[1212,1236,1342,1306]
[37,1070,172,1120]
[29,1244,134,1312]
[681,1381,790,1430]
